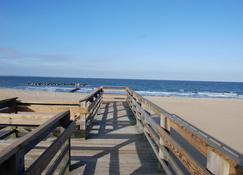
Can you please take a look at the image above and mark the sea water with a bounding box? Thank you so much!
[0,76,243,99]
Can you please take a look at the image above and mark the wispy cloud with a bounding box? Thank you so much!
[0,47,69,62]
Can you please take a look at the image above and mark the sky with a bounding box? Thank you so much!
[0,0,243,82]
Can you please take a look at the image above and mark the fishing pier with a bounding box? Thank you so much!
[0,86,242,175]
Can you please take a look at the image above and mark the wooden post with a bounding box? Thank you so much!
[0,150,25,175]
[77,101,88,139]
[164,115,171,132]
[159,113,166,170]
[75,112,86,139]
[136,111,143,134]
[207,150,230,175]
[68,137,71,172]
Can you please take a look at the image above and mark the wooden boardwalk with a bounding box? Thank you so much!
[1,87,243,175]
[70,101,162,175]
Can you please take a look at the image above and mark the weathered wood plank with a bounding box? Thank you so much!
[127,87,243,175]
[0,97,18,113]
[0,111,70,164]
[79,88,103,103]
[26,122,75,175]
[130,97,210,174]
[70,101,163,175]
[0,113,52,126]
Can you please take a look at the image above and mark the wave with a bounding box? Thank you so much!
[14,86,243,99]
[16,86,94,93]
[136,90,243,99]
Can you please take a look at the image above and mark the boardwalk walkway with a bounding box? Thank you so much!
[70,101,162,175]
[1,87,242,174]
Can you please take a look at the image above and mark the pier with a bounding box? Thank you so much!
[0,86,242,175]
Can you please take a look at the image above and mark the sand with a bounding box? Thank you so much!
[1,88,242,153]
[145,96,243,154]
[0,88,87,103]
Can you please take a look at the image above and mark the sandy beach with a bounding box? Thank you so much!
[0,88,87,103]
[1,88,242,153]
[145,96,243,154]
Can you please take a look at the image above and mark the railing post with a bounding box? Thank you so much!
[206,150,230,175]
[78,101,88,139]
[159,113,166,168]
[0,150,25,175]
[81,113,86,139]
[68,137,71,172]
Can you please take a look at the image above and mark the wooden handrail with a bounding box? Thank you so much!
[127,87,243,175]
[127,93,209,174]
[79,88,103,103]
[77,87,103,139]
[0,110,75,175]
[0,97,18,104]
[127,88,243,160]
[0,97,18,113]
[101,86,128,90]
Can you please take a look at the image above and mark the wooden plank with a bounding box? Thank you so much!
[26,122,75,175]
[0,97,18,105]
[80,88,103,103]
[0,97,17,113]
[0,111,70,164]
[130,92,210,175]
[102,94,127,101]
[102,86,127,89]
[168,119,239,172]
[0,149,25,175]
[0,113,51,126]
[70,100,163,175]
[167,115,243,174]
[127,88,243,175]
[17,104,86,119]
[0,129,15,139]
[207,150,230,175]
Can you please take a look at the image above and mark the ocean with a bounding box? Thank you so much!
[0,76,243,99]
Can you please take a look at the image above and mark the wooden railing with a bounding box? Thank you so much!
[127,88,243,175]
[0,97,18,113]
[0,111,75,175]
[78,88,103,138]
[2,86,242,174]
[5,88,103,139]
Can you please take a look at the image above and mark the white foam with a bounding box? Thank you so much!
[17,86,93,93]
[136,90,242,99]
[15,86,242,99]
[77,88,94,93]
[136,91,196,97]
[197,92,238,98]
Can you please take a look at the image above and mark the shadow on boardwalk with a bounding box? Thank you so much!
[70,101,162,175]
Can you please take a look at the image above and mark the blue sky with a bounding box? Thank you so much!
[0,0,243,81]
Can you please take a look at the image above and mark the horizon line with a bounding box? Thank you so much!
[0,74,243,83]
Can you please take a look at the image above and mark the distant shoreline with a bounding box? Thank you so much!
[1,86,243,100]
[0,76,243,99]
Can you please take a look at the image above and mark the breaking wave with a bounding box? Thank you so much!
[14,86,243,99]
[16,86,94,93]
[136,91,242,99]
